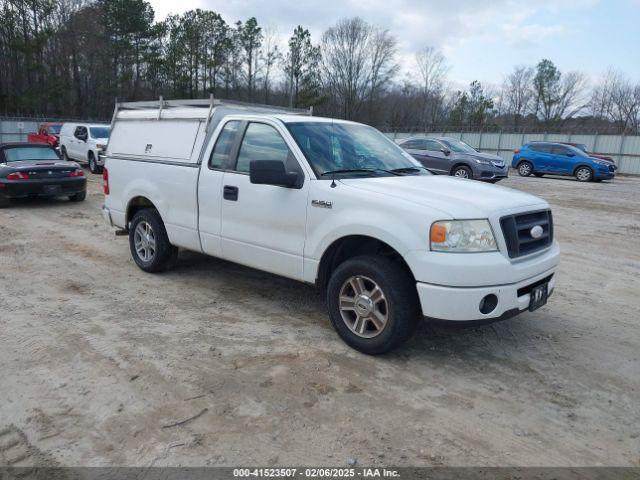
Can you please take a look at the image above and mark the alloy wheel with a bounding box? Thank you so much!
[338,275,389,338]
[454,168,469,178]
[576,167,592,181]
[519,163,531,176]
[134,221,156,262]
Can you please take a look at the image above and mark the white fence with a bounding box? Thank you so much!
[3,118,639,175]
[386,131,640,175]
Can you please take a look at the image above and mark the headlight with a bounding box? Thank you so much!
[430,220,498,252]
[96,144,106,149]
[595,160,609,166]
[473,157,491,165]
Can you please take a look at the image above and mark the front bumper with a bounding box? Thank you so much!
[417,267,556,322]
[475,163,509,181]
[0,177,86,198]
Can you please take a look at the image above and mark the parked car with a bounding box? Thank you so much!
[397,136,508,182]
[512,142,616,182]
[0,142,86,207]
[27,122,63,148]
[102,99,559,354]
[59,123,110,174]
[560,142,617,169]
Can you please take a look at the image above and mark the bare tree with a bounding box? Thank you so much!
[534,59,586,125]
[260,26,281,104]
[415,46,447,129]
[320,17,397,120]
[502,65,534,131]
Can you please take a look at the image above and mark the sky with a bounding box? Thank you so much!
[148,0,640,89]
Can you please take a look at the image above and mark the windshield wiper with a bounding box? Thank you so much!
[320,168,399,177]
[389,166,428,174]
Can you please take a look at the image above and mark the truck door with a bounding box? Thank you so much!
[220,121,309,281]
[198,120,241,258]
[72,126,88,160]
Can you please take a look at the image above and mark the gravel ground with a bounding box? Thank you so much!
[0,171,639,468]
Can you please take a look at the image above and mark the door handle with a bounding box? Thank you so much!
[223,185,239,201]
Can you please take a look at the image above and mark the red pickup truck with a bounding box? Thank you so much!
[27,122,63,147]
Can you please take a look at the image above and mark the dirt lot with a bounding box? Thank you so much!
[1,171,639,468]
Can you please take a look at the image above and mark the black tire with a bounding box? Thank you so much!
[533,173,544,177]
[326,255,420,355]
[88,152,101,174]
[129,208,177,273]
[61,146,69,161]
[518,161,533,176]
[69,191,86,202]
[0,196,10,208]
[575,166,593,182]
[451,165,473,180]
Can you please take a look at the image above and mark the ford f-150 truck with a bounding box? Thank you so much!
[102,98,560,354]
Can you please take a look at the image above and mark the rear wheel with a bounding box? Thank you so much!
[518,161,533,176]
[452,165,473,179]
[129,208,178,273]
[69,191,86,202]
[327,255,420,355]
[575,166,593,182]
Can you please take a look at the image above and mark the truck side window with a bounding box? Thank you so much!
[235,123,291,173]
[209,120,240,169]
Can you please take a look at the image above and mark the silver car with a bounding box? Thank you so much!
[398,136,508,182]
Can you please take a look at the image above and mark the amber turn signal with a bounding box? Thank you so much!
[431,223,447,244]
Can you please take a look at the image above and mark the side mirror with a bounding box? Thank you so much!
[441,148,451,156]
[250,160,299,188]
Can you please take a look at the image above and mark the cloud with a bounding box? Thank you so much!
[147,0,599,81]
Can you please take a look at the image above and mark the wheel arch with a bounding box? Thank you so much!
[572,163,593,175]
[315,235,416,291]
[126,196,162,227]
[449,162,472,175]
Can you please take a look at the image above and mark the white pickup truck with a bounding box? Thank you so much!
[102,98,559,354]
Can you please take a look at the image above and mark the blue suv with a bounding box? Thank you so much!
[512,142,615,182]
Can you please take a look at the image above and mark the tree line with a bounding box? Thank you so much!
[1,0,639,134]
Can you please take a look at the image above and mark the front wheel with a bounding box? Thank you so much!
[129,208,178,273]
[575,166,593,182]
[518,161,533,176]
[327,255,420,355]
[452,165,473,179]
[88,152,101,174]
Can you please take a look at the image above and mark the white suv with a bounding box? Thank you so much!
[102,99,560,354]
[60,123,110,174]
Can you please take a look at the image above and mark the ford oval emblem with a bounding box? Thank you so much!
[530,225,544,239]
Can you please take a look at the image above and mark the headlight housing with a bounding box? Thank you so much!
[96,143,106,150]
[472,157,491,165]
[430,220,498,252]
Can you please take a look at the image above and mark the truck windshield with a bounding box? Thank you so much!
[286,122,429,178]
[4,146,60,162]
[47,125,62,134]
[90,127,110,139]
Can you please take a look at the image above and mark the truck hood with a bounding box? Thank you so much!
[340,175,548,218]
